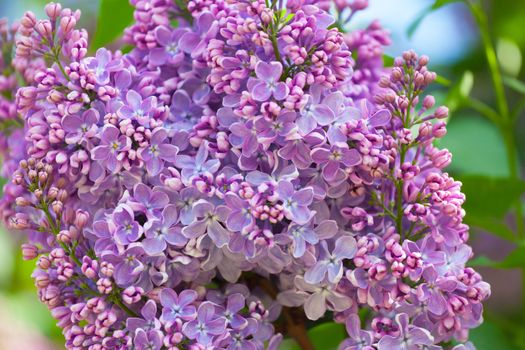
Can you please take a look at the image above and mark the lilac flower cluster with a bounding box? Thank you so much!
[0,1,489,349]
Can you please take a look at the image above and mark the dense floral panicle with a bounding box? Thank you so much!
[0,1,489,349]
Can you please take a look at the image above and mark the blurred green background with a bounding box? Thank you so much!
[1,0,525,348]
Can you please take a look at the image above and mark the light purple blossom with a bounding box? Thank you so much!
[160,288,198,323]
[143,205,186,255]
[138,128,179,176]
[182,302,227,345]
[91,125,131,172]
[62,108,99,144]
[85,48,122,85]
[377,313,434,350]
[174,142,220,184]
[250,61,289,102]
[113,204,143,245]
[181,199,230,247]
[150,26,186,66]
[277,180,314,224]
[305,235,357,284]
[119,90,159,126]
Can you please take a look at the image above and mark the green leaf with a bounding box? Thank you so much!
[278,338,300,350]
[383,54,394,67]
[439,115,509,177]
[90,0,135,50]
[503,76,525,95]
[495,246,525,268]
[278,322,346,350]
[496,38,522,77]
[431,0,462,10]
[459,175,525,219]
[467,255,498,267]
[407,0,462,38]
[308,322,346,350]
[446,70,474,112]
[469,246,525,269]
[464,216,516,242]
[470,321,517,350]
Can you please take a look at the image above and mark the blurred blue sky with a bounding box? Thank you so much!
[352,0,478,64]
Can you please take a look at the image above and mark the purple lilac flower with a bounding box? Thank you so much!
[174,142,220,184]
[103,245,146,286]
[62,108,99,144]
[182,199,230,247]
[304,236,357,284]
[417,267,458,316]
[169,90,203,131]
[4,4,490,350]
[160,288,198,323]
[138,128,179,176]
[311,146,362,182]
[134,329,163,350]
[339,314,374,350]
[85,48,122,85]
[119,90,159,126]
[377,313,434,350]
[276,180,314,224]
[296,86,337,135]
[113,204,143,245]
[217,293,248,330]
[224,193,255,233]
[250,61,289,102]
[127,300,161,333]
[149,26,186,66]
[129,183,170,219]
[143,204,186,255]
[91,125,131,172]
[182,302,227,345]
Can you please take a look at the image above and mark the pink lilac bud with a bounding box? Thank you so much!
[21,243,39,260]
[423,95,435,109]
[435,106,449,119]
[45,2,62,20]
[432,121,447,138]
[122,286,144,304]
[97,278,113,294]
[81,256,99,279]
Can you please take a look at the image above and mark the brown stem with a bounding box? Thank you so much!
[243,273,315,350]
[282,307,315,350]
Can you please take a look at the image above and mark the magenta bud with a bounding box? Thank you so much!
[57,230,71,244]
[97,278,113,294]
[22,243,39,260]
[422,95,435,109]
[432,121,447,138]
[122,286,144,304]
[435,106,449,119]
[52,200,63,214]
[45,2,62,20]
[60,16,76,34]
[20,11,37,29]
[38,256,52,269]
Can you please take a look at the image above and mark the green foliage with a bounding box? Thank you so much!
[446,70,474,112]
[278,322,346,350]
[90,0,135,50]
[470,245,525,269]
[464,216,516,242]
[459,175,525,219]
[496,38,522,77]
[503,76,525,96]
[439,115,509,177]
[470,321,518,349]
